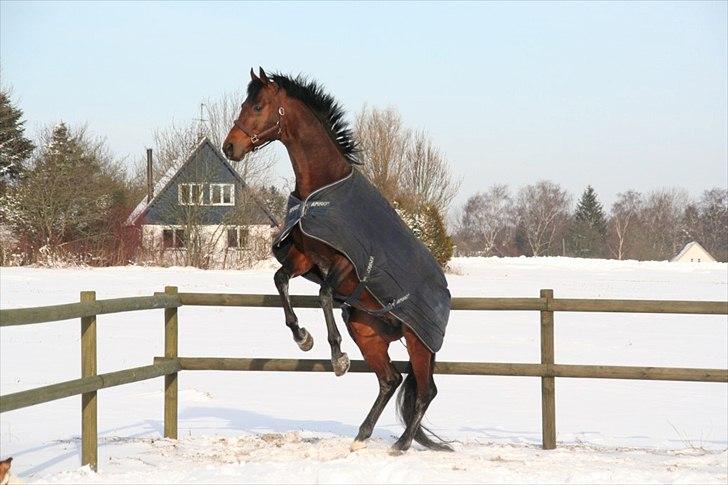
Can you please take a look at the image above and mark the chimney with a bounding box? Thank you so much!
[146,148,153,203]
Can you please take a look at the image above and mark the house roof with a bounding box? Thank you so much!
[126,137,279,227]
[671,241,716,262]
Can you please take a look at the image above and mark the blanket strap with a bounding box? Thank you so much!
[341,256,411,317]
[365,293,411,317]
[342,256,375,307]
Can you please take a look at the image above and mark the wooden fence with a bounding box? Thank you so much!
[1,288,726,472]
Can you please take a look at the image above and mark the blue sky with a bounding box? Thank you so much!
[1,1,726,212]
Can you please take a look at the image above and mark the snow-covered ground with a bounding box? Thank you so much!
[1,257,727,483]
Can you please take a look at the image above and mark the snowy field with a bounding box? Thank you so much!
[1,257,726,483]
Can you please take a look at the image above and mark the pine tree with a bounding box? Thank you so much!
[569,185,607,258]
[2,122,125,256]
[574,185,607,234]
[0,89,35,185]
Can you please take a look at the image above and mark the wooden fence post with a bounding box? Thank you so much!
[540,289,556,449]
[80,291,97,471]
[164,286,178,439]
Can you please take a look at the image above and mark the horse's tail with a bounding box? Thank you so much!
[395,358,454,452]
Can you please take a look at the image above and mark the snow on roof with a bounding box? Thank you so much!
[125,156,185,225]
[671,241,715,262]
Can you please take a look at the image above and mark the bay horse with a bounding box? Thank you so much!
[223,68,451,453]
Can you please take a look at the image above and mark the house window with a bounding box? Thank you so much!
[227,226,249,249]
[178,183,204,205]
[162,228,186,248]
[210,184,235,206]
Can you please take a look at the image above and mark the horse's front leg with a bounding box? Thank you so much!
[274,266,313,351]
[320,284,350,376]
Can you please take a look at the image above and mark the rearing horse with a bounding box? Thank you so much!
[223,68,452,453]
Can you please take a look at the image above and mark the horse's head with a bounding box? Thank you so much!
[223,67,284,161]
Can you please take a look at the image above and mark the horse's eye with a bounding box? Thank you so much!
[254,104,262,112]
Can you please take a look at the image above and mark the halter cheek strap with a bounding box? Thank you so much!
[233,107,285,152]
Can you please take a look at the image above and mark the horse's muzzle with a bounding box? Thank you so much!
[222,142,235,159]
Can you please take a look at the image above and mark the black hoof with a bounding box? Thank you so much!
[295,328,313,351]
[389,447,406,456]
[391,438,410,454]
[333,352,350,376]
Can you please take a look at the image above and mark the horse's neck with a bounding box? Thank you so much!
[281,105,351,199]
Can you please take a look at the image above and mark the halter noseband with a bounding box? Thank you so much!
[233,106,286,152]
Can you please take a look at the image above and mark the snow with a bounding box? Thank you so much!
[32,435,728,484]
[1,256,727,483]
[125,156,184,225]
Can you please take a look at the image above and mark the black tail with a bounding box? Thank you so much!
[395,362,454,452]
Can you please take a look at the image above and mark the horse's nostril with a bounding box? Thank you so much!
[223,142,233,158]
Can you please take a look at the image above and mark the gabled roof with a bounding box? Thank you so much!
[671,241,716,262]
[126,136,278,227]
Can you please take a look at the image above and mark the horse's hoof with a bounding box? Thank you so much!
[295,328,313,352]
[333,352,350,376]
[350,440,367,452]
[390,439,410,455]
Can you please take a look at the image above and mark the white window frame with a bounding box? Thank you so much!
[178,183,204,205]
[210,183,235,206]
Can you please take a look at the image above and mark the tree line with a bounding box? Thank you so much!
[0,84,724,266]
[454,182,727,262]
[0,89,459,267]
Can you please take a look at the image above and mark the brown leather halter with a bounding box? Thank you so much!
[233,106,285,151]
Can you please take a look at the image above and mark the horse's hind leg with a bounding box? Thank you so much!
[274,265,313,351]
[392,326,445,453]
[345,309,403,451]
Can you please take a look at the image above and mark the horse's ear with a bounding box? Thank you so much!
[250,68,259,82]
[259,67,270,84]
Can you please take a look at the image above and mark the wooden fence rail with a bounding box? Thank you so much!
[175,292,728,314]
[0,294,181,327]
[161,357,728,382]
[0,289,726,473]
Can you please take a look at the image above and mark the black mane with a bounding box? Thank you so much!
[247,73,359,163]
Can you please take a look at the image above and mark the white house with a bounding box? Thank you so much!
[671,241,716,263]
[126,137,279,268]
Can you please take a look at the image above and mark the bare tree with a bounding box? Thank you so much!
[354,105,409,203]
[694,188,728,261]
[607,190,642,260]
[515,180,571,256]
[354,105,459,214]
[132,91,277,195]
[401,129,460,211]
[640,188,689,260]
[456,184,514,256]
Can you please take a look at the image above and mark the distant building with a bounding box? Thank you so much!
[671,241,716,263]
[126,137,279,268]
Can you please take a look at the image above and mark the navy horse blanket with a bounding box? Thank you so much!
[272,169,451,352]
